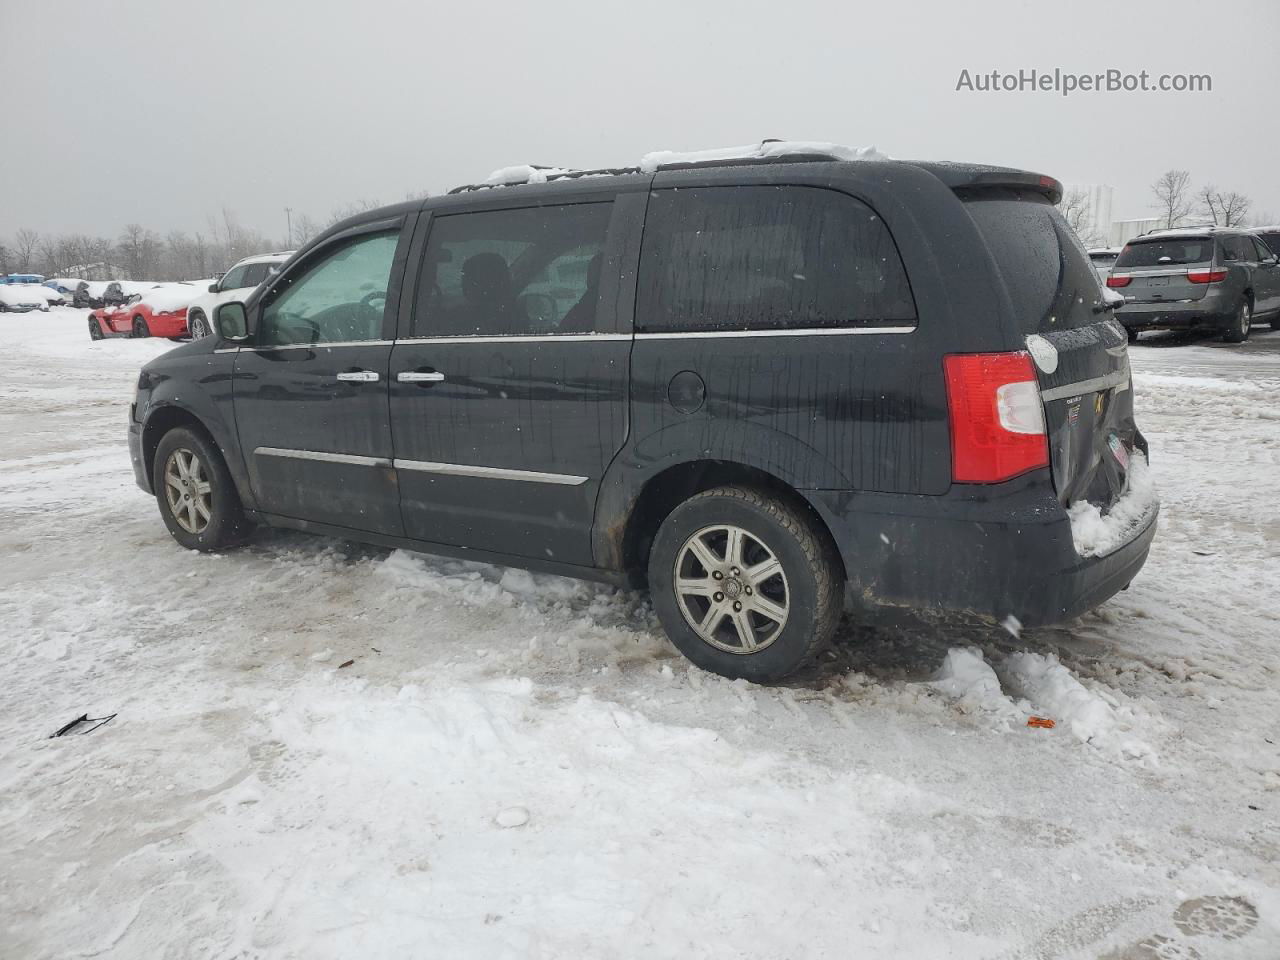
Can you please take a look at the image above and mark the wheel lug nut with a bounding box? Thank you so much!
[733,601,742,611]
[714,592,724,602]
[712,571,723,580]
[745,586,753,595]
[731,567,740,576]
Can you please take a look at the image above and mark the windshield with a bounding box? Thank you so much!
[1115,238,1214,268]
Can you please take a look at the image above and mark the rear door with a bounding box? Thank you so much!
[1110,235,1217,304]
[965,194,1139,512]
[387,194,639,566]
[231,219,412,534]
[1249,235,1280,315]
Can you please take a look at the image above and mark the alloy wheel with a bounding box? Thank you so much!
[163,448,212,534]
[673,523,790,654]
[1240,302,1251,338]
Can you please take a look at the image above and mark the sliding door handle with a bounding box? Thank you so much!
[336,370,380,382]
[397,371,446,383]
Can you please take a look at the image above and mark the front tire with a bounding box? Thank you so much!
[88,317,104,341]
[132,317,150,338]
[1223,299,1251,343]
[153,427,252,551]
[648,486,842,683]
[189,312,210,339]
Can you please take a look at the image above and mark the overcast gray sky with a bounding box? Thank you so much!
[4,0,1279,243]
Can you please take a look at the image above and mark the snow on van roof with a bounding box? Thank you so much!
[636,140,887,173]
[465,141,887,192]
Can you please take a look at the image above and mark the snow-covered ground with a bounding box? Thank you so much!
[2,309,1278,959]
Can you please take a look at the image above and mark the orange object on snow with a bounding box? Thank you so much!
[1027,716,1056,729]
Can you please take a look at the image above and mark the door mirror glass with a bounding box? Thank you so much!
[216,301,249,341]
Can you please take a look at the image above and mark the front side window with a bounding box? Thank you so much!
[240,262,273,288]
[1256,233,1280,258]
[219,265,248,291]
[258,230,399,347]
[637,186,916,333]
[414,203,611,337]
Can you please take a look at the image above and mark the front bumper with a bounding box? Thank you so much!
[807,475,1158,627]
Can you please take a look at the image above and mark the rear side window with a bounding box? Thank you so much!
[1221,236,1254,262]
[414,202,611,337]
[964,193,1104,333]
[637,186,915,333]
[1115,238,1214,268]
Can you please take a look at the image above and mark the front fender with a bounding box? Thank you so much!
[138,354,251,508]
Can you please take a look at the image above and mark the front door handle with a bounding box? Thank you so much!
[336,369,380,383]
[397,371,446,383]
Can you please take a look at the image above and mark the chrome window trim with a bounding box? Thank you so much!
[395,333,632,345]
[1040,369,1130,403]
[255,447,391,468]
[393,458,587,485]
[241,339,395,351]
[634,325,916,340]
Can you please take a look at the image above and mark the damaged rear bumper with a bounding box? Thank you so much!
[805,473,1158,628]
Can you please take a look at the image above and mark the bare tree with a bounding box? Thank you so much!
[0,242,11,275]
[1060,188,1103,247]
[1151,170,1193,229]
[1199,186,1251,227]
[326,199,382,228]
[13,229,41,272]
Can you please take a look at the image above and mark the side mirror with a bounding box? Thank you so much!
[215,301,250,341]
[208,283,219,293]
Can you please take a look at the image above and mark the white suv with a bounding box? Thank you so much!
[187,251,294,338]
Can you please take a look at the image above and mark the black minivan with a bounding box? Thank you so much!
[128,148,1158,682]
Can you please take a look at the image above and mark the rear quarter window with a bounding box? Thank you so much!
[637,185,916,333]
[964,193,1104,334]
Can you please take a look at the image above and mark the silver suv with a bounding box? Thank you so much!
[1109,228,1280,343]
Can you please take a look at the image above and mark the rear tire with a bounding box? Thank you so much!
[1223,299,1251,343]
[1126,327,1139,344]
[1271,312,1280,332]
[132,317,150,338]
[153,427,252,551]
[647,485,843,683]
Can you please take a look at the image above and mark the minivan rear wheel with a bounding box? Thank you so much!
[1223,299,1251,343]
[648,486,842,682]
[153,427,252,551]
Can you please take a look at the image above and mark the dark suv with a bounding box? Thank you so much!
[1109,227,1280,342]
[127,148,1158,682]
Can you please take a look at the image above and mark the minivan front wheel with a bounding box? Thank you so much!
[648,486,842,682]
[1223,299,1251,343]
[153,427,251,551]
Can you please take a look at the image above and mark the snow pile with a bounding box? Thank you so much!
[0,284,49,308]
[1024,334,1058,373]
[638,140,887,173]
[1066,450,1157,557]
[1002,652,1156,760]
[928,647,1027,726]
[484,164,574,186]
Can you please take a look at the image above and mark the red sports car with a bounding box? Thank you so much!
[87,285,198,340]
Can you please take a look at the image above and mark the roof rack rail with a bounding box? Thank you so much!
[448,140,886,194]
[448,165,642,195]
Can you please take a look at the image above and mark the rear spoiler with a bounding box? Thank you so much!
[913,162,1063,204]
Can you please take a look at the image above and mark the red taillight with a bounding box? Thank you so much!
[944,351,1049,484]
[1186,269,1227,284]
[1106,275,1132,288]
